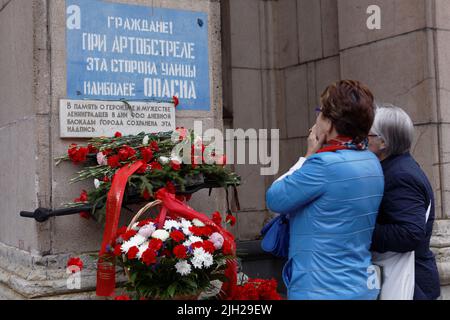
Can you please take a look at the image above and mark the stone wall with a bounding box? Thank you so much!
[0,0,225,299]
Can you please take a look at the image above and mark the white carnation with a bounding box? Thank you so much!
[182,227,193,237]
[180,218,192,229]
[121,234,147,253]
[202,253,214,268]
[142,135,149,146]
[151,229,170,241]
[94,179,101,189]
[189,236,202,244]
[192,219,205,227]
[163,219,181,230]
[191,256,203,269]
[136,241,149,259]
[175,260,192,276]
[191,247,213,269]
[159,156,170,164]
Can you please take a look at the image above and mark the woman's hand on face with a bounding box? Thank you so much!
[305,125,326,158]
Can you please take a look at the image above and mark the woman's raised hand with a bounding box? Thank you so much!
[305,125,326,158]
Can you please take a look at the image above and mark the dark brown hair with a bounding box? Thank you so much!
[320,80,375,143]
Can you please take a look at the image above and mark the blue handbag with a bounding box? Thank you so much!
[260,214,290,258]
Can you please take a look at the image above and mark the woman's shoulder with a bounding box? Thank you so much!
[383,154,431,190]
[308,149,379,165]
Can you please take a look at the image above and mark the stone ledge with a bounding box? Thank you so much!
[0,242,126,299]
[431,220,450,248]
[439,286,450,300]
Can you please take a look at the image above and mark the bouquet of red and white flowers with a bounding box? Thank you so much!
[111,200,235,300]
[55,129,240,223]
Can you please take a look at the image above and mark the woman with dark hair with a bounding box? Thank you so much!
[266,80,384,300]
[369,104,440,300]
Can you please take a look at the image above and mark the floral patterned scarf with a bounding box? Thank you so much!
[316,135,369,154]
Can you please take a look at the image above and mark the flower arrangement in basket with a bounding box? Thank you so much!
[110,189,237,300]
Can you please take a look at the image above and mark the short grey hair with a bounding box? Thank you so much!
[371,104,415,156]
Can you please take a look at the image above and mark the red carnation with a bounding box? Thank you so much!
[226,214,236,226]
[173,95,179,108]
[148,238,163,251]
[138,218,155,227]
[118,148,129,161]
[102,176,110,183]
[142,249,157,266]
[107,155,121,168]
[162,249,172,257]
[114,295,131,300]
[68,144,89,164]
[202,240,216,254]
[136,163,148,174]
[140,147,153,163]
[121,229,137,241]
[166,181,176,194]
[170,160,181,171]
[222,240,233,255]
[118,145,136,161]
[150,161,162,171]
[212,211,222,225]
[113,244,122,257]
[67,257,83,271]
[170,230,185,243]
[116,226,128,237]
[142,189,152,200]
[150,141,159,152]
[79,211,90,220]
[87,144,98,154]
[173,245,187,259]
[74,190,88,203]
[192,241,215,254]
[114,132,122,138]
[189,226,213,237]
[127,246,139,259]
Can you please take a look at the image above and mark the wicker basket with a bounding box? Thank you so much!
[121,200,200,300]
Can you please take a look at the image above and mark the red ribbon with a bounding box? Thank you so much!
[96,160,145,297]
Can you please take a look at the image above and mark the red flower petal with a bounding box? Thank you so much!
[127,246,139,259]
[226,214,236,227]
[67,257,83,271]
[173,245,187,259]
[173,96,179,108]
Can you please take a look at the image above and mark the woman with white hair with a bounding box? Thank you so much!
[368,104,440,300]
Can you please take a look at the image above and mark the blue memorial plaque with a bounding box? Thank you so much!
[66,0,210,111]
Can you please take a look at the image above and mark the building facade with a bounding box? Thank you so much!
[0,0,449,299]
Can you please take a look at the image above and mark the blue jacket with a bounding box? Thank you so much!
[266,150,384,300]
[370,153,441,300]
